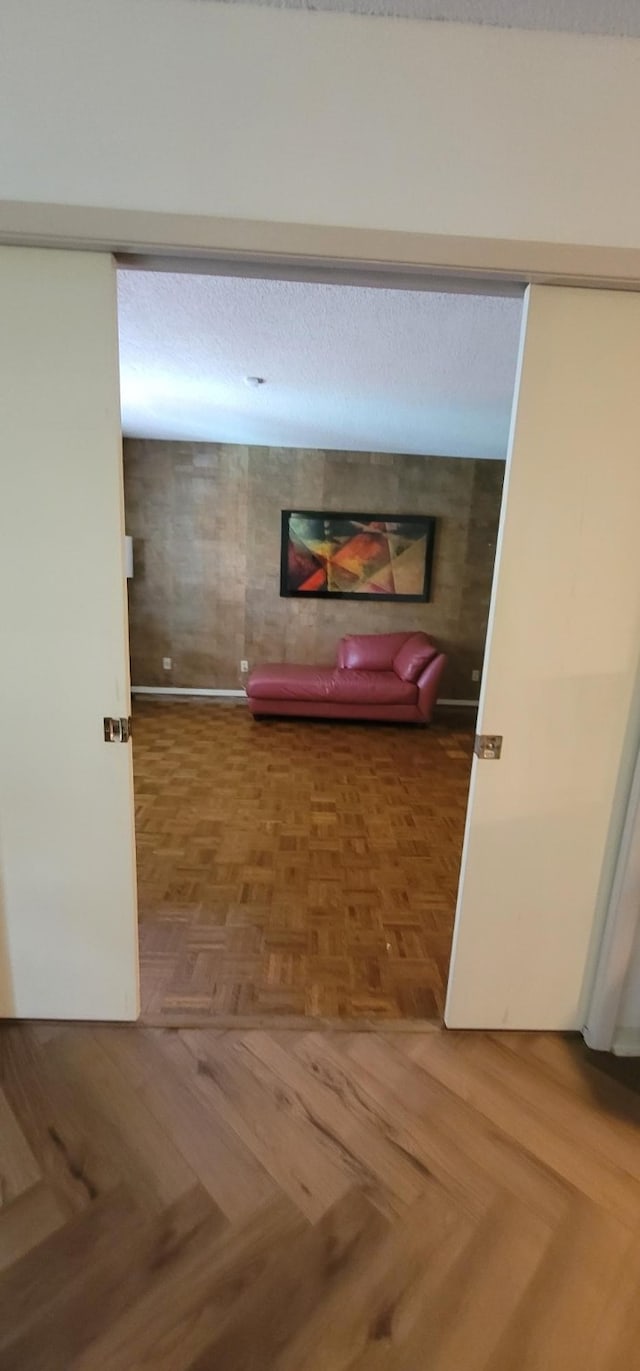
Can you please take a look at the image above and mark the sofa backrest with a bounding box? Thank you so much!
[338,632,413,670]
[338,631,436,674]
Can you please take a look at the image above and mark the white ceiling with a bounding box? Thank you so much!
[117,272,522,459]
[218,0,640,37]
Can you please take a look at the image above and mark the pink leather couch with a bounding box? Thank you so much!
[247,632,447,724]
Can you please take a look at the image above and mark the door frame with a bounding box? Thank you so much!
[5,205,640,1029]
[4,199,640,294]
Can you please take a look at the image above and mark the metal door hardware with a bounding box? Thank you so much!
[474,734,502,760]
[103,716,132,743]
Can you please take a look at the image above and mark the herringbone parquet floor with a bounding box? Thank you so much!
[134,701,474,1024]
[2,1021,640,1369]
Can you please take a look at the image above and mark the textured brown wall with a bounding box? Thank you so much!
[124,441,504,699]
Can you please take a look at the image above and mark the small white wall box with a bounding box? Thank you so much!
[124,535,134,579]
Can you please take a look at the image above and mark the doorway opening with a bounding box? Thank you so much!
[118,266,523,1025]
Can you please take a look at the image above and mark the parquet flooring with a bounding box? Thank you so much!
[2,1021,640,1369]
[134,701,474,1024]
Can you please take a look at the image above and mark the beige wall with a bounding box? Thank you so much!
[3,1,640,255]
[124,441,504,699]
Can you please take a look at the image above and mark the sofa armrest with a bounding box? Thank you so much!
[416,653,447,722]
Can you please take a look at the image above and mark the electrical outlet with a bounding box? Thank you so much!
[162,656,172,671]
[471,669,480,683]
[240,659,249,673]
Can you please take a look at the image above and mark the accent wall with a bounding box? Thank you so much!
[124,442,503,700]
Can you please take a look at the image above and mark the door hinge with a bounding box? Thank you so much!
[103,716,132,743]
[474,734,502,760]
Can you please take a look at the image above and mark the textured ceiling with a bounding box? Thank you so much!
[216,0,640,36]
[117,272,522,459]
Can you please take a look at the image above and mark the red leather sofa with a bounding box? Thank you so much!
[247,631,446,724]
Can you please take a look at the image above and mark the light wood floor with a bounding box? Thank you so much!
[2,1021,640,1369]
[134,700,474,1024]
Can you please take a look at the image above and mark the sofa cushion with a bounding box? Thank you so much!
[393,632,439,683]
[248,664,417,706]
[338,632,414,671]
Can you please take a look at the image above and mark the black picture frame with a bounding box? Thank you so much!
[280,510,436,602]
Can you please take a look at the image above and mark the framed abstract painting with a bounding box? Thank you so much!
[280,510,436,602]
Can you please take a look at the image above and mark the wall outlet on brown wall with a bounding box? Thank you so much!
[162,657,172,671]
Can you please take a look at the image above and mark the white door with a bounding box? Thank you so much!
[0,246,138,1020]
[446,284,640,1031]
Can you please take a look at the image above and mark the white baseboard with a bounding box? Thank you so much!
[131,686,478,706]
[611,1028,640,1057]
[131,686,246,698]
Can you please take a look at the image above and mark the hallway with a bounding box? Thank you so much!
[1,1021,639,1368]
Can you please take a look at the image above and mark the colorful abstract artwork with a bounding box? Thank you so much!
[280,511,436,601]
